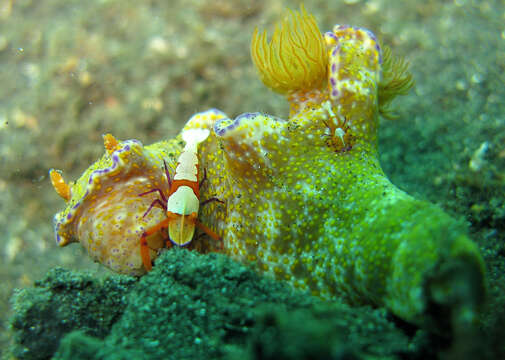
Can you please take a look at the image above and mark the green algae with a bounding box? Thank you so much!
[9,268,135,360]
[10,249,427,360]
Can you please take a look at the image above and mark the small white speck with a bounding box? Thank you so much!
[469,141,489,172]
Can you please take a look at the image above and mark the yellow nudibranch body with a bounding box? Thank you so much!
[51,7,484,329]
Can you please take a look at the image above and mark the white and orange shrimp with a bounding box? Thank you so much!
[139,128,221,271]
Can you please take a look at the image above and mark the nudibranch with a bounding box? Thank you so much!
[50,6,485,329]
[182,7,485,329]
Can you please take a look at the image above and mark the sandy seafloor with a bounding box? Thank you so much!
[1,0,505,358]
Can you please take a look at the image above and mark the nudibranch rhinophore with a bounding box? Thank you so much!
[51,6,485,330]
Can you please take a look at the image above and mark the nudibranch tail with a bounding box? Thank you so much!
[250,5,328,97]
[49,169,71,202]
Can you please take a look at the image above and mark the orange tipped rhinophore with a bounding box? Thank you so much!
[251,5,328,114]
[103,133,121,155]
[49,169,71,201]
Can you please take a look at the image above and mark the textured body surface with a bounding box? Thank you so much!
[186,107,484,327]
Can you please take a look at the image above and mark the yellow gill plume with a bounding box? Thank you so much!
[251,5,328,98]
[378,45,415,119]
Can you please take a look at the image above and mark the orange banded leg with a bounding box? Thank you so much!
[194,220,220,241]
[195,219,223,252]
[140,218,169,271]
[197,197,224,250]
[182,212,220,242]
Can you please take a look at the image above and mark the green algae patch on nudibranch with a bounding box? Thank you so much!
[49,6,486,331]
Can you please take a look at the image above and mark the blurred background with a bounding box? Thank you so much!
[1,0,505,354]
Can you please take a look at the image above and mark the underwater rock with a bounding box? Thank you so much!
[9,268,135,360]
[11,249,424,360]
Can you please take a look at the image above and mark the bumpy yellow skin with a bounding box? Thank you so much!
[52,23,485,327]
